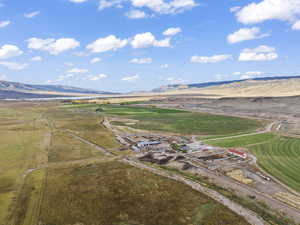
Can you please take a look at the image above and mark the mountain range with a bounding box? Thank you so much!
[1,75,300,100]
[0,80,115,99]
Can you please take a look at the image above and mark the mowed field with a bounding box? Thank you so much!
[250,136,300,193]
[65,104,263,135]
[0,101,252,225]
[205,133,277,148]
[204,132,300,193]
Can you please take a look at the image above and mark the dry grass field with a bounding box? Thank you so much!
[37,161,249,225]
[0,102,51,224]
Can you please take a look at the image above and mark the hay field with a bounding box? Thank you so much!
[68,104,262,135]
[205,133,277,147]
[250,136,300,192]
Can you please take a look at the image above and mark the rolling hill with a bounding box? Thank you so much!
[151,76,300,98]
[0,80,116,99]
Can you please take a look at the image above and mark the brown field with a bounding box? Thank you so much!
[36,161,249,225]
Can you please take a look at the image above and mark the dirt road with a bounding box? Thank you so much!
[67,131,268,225]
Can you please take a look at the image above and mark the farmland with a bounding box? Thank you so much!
[205,133,277,148]
[66,104,263,135]
[204,132,300,193]
[0,102,51,224]
[250,136,300,193]
[37,161,249,225]
[0,101,255,225]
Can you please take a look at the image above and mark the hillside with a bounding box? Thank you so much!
[152,76,300,98]
[154,76,300,92]
[0,80,115,99]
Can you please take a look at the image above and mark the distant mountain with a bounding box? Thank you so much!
[153,76,300,92]
[0,80,116,99]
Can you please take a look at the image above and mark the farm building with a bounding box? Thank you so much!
[137,141,161,148]
[228,149,247,159]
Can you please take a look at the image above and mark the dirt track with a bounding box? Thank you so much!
[68,131,268,225]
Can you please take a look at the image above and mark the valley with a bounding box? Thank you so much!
[1,94,300,225]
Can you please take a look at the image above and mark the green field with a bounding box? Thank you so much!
[250,136,300,193]
[70,104,263,135]
[205,133,277,148]
[205,133,300,193]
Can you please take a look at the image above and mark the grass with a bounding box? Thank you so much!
[0,103,50,224]
[205,133,277,148]
[37,160,250,225]
[48,131,103,163]
[46,109,120,149]
[11,169,46,225]
[91,104,263,135]
[250,136,300,193]
[158,165,297,225]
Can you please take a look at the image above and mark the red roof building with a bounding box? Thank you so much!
[228,149,247,159]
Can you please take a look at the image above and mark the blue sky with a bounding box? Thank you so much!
[0,0,300,92]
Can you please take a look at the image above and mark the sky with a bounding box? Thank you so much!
[1,0,300,92]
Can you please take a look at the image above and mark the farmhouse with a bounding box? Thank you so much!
[228,149,247,159]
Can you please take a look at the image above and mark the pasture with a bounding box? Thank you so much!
[68,104,263,135]
[250,136,300,192]
[37,161,250,225]
[0,102,50,224]
[205,133,277,148]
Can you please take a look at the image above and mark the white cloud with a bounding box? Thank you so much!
[163,27,182,36]
[0,45,23,59]
[121,74,139,81]
[27,37,80,55]
[88,74,108,81]
[64,62,74,66]
[0,74,7,80]
[69,0,88,3]
[230,6,241,13]
[240,71,264,79]
[235,0,300,24]
[0,61,28,70]
[239,45,278,61]
[24,11,40,19]
[125,10,148,19]
[131,32,171,48]
[87,35,127,53]
[165,77,187,84]
[227,27,269,44]
[90,57,102,64]
[232,72,241,76]
[98,0,124,10]
[292,20,300,29]
[161,64,169,68]
[30,56,43,61]
[0,21,11,28]
[233,71,264,79]
[130,57,152,64]
[131,0,198,14]
[67,68,89,73]
[191,54,232,63]
[98,0,197,15]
